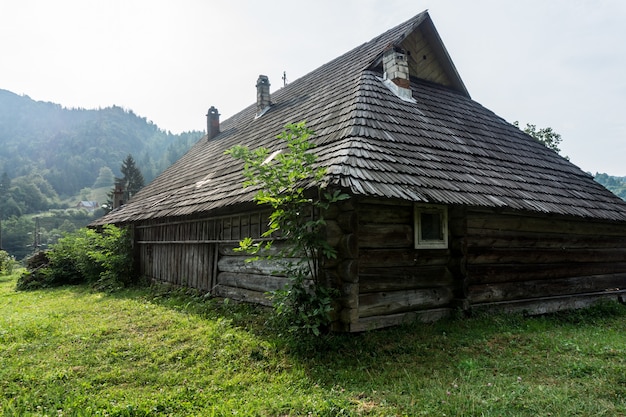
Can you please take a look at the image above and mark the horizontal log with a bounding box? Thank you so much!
[322,203,340,220]
[359,266,455,293]
[466,248,626,265]
[467,273,626,304]
[340,307,359,325]
[466,229,626,249]
[467,212,626,236]
[218,256,307,277]
[213,285,273,306]
[337,211,358,233]
[217,272,289,293]
[467,262,626,284]
[470,290,626,317]
[339,283,359,309]
[338,234,358,259]
[359,204,412,224]
[338,260,358,283]
[359,224,413,248]
[325,220,344,247]
[359,249,449,268]
[323,260,359,284]
[359,287,453,318]
[358,197,411,207]
[349,308,452,332]
[218,240,288,256]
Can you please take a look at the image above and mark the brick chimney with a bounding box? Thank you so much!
[206,106,220,140]
[382,45,414,101]
[383,46,410,88]
[112,181,125,209]
[256,75,271,117]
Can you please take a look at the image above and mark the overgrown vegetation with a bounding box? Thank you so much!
[16,224,135,291]
[227,122,349,336]
[1,274,625,416]
[0,250,16,275]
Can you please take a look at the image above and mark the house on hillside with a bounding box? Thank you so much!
[76,201,99,212]
[93,11,626,331]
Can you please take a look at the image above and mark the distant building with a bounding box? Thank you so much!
[76,201,99,212]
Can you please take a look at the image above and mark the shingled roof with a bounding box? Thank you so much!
[94,11,626,225]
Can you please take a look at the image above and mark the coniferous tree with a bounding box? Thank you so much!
[103,155,145,213]
[120,154,145,199]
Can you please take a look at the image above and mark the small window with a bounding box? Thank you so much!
[414,204,448,249]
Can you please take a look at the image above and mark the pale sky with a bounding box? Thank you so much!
[1,0,625,175]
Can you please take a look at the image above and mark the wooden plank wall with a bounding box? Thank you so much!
[464,208,626,313]
[350,199,458,331]
[136,211,292,301]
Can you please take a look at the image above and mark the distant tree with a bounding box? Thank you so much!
[1,197,22,219]
[2,216,35,259]
[595,172,626,201]
[92,166,115,189]
[514,121,567,159]
[0,172,10,197]
[119,154,145,199]
[103,155,145,213]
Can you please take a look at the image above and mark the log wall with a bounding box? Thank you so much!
[133,203,626,332]
[349,199,460,331]
[464,208,626,314]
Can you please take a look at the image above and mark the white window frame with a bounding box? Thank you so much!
[414,203,448,249]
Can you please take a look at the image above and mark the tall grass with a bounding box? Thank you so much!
[1,272,625,416]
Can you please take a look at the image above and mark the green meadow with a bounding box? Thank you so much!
[1,272,625,416]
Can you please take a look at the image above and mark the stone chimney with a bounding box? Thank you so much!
[206,106,220,140]
[112,181,125,209]
[382,45,414,101]
[383,46,410,88]
[256,75,271,117]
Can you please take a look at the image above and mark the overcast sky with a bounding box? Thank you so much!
[1,0,625,175]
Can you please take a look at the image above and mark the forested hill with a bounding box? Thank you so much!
[594,173,626,201]
[0,89,202,198]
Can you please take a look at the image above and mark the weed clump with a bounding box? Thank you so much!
[16,224,135,291]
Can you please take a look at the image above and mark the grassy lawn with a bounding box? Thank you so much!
[1,272,625,416]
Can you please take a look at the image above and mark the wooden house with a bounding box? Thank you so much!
[93,11,626,331]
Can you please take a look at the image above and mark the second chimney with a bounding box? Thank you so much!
[256,75,271,117]
[206,106,220,140]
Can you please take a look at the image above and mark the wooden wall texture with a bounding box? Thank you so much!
[133,201,626,332]
[342,199,460,331]
[462,208,626,314]
[136,211,290,304]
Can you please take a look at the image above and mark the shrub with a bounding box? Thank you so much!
[227,122,348,336]
[16,225,135,291]
[0,250,15,275]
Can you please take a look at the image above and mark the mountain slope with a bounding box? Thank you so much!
[0,89,201,197]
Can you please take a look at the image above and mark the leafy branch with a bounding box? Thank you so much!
[226,122,349,335]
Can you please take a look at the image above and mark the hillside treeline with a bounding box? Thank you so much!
[594,173,626,200]
[0,89,202,198]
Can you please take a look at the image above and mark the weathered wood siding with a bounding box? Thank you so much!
[347,199,460,331]
[136,210,291,303]
[464,208,626,314]
[134,202,626,332]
